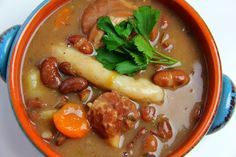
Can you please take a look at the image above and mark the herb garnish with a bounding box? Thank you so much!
[96,6,179,75]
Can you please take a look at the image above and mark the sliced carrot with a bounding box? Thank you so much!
[53,103,90,138]
[54,6,73,29]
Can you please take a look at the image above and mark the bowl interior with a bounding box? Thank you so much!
[8,0,222,156]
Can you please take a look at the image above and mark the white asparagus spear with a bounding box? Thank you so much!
[52,44,164,103]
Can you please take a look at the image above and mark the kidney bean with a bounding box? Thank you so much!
[143,133,158,153]
[140,105,156,122]
[152,69,190,89]
[78,88,92,103]
[127,127,147,149]
[159,16,169,30]
[26,98,47,110]
[59,77,88,94]
[40,57,62,89]
[58,62,76,76]
[190,103,202,123]
[55,132,67,146]
[68,35,93,54]
[155,117,173,141]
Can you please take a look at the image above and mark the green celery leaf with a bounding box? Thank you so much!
[97,16,125,51]
[133,35,154,58]
[114,21,133,39]
[134,6,160,40]
[121,46,149,66]
[97,16,115,34]
[96,47,127,70]
[102,33,125,51]
[115,60,147,75]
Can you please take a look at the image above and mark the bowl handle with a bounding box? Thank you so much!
[0,25,21,82]
[207,74,236,134]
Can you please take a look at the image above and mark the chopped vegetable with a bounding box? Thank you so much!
[54,6,73,29]
[134,6,160,40]
[41,130,54,141]
[53,103,90,138]
[40,109,57,120]
[97,17,125,51]
[96,6,180,75]
[25,68,50,98]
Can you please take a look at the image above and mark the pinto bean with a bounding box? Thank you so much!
[140,105,156,122]
[190,103,202,123]
[68,35,93,54]
[59,77,88,94]
[155,117,173,141]
[26,98,47,110]
[40,57,62,89]
[160,18,168,30]
[143,133,158,153]
[152,69,190,89]
[58,62,76,76]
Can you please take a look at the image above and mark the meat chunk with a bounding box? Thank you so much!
[81,0,136,34]
[88,11,132,48]
[87,91,139,139]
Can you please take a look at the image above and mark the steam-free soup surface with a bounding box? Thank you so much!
[22,0,207,157]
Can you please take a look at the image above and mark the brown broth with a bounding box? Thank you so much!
[21,0,207,157]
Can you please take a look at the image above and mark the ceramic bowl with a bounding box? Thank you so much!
[0,0,235,156]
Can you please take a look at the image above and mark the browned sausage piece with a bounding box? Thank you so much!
[40,57,62,89]
[88,25,104,49]
[59,77,88,94]
[81,0,136,34]
[58,62,76,76]
[155,117,173,141]
[140,105,156,122]
[87,91,139,139]
[68,35,93,54]
[152,69,190,89]
[81,0,109,34]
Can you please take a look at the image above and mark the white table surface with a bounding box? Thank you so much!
[0,0,235,156]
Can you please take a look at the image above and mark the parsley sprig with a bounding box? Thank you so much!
[95,6,179,75]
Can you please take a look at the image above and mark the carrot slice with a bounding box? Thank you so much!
[54,6,73,29]
[53,103,90,138]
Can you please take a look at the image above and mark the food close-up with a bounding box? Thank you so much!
[22,0,206,156]
[0,0,235,157]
